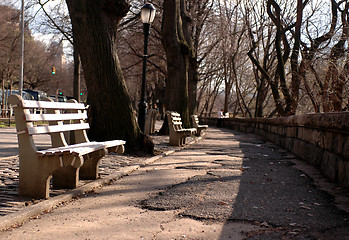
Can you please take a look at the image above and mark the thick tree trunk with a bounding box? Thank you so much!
[66,0,153,154]
[254,77,268,117]
[188,61,198,117]
[162,0,191,127]
[73,45,80,103]
[181,0,198,119]
[289,0,303,114]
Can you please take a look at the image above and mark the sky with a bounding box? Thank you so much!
[3,0,73,60]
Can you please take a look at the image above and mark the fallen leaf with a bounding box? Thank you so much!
[260,222,269,227]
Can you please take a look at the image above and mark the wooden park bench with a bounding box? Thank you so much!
[9,94,125,199]
[191,114,208,136]
[166,111,197,146]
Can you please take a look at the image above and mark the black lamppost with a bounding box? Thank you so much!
[138,3,156,132]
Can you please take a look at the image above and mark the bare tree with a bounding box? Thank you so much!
[33,0,82,101]
[244,0,276,117]
[0,4,53,113]
[322,0,349,111]
[247,0,311,116]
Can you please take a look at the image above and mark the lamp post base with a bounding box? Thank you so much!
[138,101,147,132]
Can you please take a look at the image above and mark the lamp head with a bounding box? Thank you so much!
[141,3,156,24]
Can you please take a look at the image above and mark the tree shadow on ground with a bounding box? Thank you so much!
[141,129,349,239]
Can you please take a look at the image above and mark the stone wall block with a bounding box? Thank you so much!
[321,132,332,153]
[286,127,297,138]
[275,135,282,147]
[338,160,349,188]
[321,151,338,182]
[275,125,282,135]
[304,143,323,167]
[268,125,273,133]
[297,127,304,141]
[260,129,268,139]
[264,132,272,142]
[280,126,288,137]
[285,137,294,153]
[292,139,304,158]
[269,133,277,143]
[310,129,322,147]
[261,123,268,131]
[299,128,316,144]
[343,137,349,161]
[275,126,281,135]
[335,133,346,158]
[329,133,339,156]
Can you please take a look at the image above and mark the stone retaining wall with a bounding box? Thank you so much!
[201,113,349,188]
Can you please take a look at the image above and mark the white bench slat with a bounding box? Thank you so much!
[100,140,126,148]
[177,128,196,132]
[25,112,88,122]
[37,143,106,157]
[21,100,86,110]
[37,140,126,157]
[27,123,90,135]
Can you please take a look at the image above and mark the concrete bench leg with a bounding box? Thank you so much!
[169,134,188,146]
[181,137,186,145]
[80,149,107,180]
[52,166,79,189]
[52,155,83,189]
[19,172,52,199]
[169,136,182,146]
[195,129,202,136]
[18,154,74,199]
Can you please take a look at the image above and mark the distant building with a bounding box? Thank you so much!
[49,41,67,69]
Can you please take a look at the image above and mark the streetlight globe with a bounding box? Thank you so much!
[141,3,156,24]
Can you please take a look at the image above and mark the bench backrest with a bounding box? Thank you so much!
[9,94,89,152]
[191,115,199,128]
[166,111,184,132]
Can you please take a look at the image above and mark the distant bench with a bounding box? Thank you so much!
[191,114,208,136]
[166,111,197,146]
[145,108,158,135]
[9,94,125,199]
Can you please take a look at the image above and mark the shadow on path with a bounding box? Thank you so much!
[141,128,349,239]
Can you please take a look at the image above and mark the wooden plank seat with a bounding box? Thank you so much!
[191,114,208,136]
[36,140,125,157]
[9,94,125,199]
[166,111,197,146]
